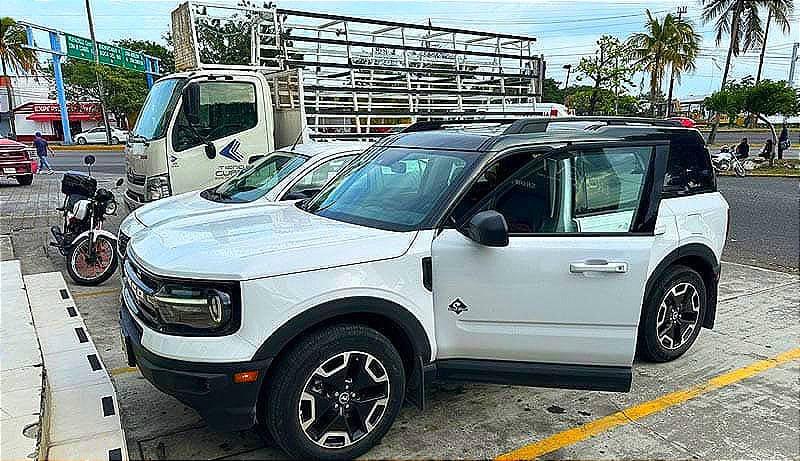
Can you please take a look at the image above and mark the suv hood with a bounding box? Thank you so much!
[134,190,270,227]
[128,203,416,280]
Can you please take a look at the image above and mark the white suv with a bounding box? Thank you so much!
[119,118,728,460]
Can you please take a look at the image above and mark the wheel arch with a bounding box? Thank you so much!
[252,295,432,371]
[645,243,720,329]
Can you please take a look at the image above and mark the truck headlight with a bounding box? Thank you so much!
[145,174,171,201]
[150,284,234,332]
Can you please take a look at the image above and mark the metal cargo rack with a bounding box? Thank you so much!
[172,2,544,140]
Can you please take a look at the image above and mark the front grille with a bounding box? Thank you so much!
[122,259,161,330]
[127,170,146,186]
[118,231,130,258]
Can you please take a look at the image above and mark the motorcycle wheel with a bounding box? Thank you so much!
[66,235,118,285]
[715,159,731,172]
[733,162,746,177]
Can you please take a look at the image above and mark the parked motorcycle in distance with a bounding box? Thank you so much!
[51,155,124,285]
[711,145,746,177]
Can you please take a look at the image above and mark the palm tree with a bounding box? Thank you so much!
[756,0,794,83]
[0,17,38,137]
[627,10,700,116]
[701,0,792,140]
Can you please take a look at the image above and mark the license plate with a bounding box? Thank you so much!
[3,168,16,174]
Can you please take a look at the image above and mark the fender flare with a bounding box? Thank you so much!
[74,228,118,244]
[251,296,432,364]
[645,243,720,329]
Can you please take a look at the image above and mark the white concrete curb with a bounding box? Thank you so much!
[24,271,128,461]
[1,260,45,461]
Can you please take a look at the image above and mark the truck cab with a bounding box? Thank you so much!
[124,69,303,209]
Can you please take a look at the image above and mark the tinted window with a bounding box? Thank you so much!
[455,146,653,234]
[172,82,258,152]
[664,142,715,195]
[285,155,356,198]
[206,152,307,203]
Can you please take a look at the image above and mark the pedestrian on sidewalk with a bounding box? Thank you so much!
[33,132,55,175]
[777,124,789,160]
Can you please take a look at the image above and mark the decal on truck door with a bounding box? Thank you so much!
[219,139,244,162]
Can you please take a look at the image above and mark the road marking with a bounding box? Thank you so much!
[110,366,138,376]
[74,288,120,298]
[496,348,800,460]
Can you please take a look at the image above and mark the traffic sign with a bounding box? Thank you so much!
[65,33,146,73]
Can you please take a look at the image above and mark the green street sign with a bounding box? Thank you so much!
[65,33,147,73]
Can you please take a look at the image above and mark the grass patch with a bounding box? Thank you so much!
[719,159,800,177]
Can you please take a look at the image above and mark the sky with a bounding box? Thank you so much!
[4,0,799,99]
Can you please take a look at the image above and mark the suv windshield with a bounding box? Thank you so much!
[132,78,184,141]
[203,151,307,203]
[305,147,481,231]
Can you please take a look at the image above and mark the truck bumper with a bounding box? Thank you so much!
[119,303,272,432]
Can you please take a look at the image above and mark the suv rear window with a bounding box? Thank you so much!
[663,138,715,196]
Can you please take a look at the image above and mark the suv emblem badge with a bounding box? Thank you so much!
[448,298,468,315]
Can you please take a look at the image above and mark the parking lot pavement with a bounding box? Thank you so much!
[3,176,799,460]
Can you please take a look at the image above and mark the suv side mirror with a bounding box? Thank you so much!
[463,210,509,247]
[182,82,201,126]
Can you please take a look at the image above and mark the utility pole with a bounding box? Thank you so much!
[85,0,113,145]
[789,42,799,88]
[666,5,688,117]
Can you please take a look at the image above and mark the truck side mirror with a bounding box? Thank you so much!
[182,82,201,126]
[463,210,509,247]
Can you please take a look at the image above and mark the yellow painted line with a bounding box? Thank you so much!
[110,366,138,376]
[497,348,800,460]
[73,288,119,299]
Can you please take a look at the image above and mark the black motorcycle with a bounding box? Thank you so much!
[51,155,124,285]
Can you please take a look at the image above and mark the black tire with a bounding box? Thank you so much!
[66,235,119,285]
[638,265,706,362]
[77,137,87,145]
[16,174,33,185]
[112,136,120,144]
[734,161,746,177]
[262,324,405,460]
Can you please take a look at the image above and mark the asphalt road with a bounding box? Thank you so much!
[48,150,126,176]
[717,176,799,273]
[44,151,798,272]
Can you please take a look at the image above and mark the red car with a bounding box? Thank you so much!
[0,136,37,185]
[669,116,696,128]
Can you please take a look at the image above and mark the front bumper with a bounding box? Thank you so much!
[120,303,271,432]
[123,188,146,210]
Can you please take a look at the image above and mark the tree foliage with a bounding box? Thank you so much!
[573,35,639,115]
[0,17,38,77]
[566,88,640,116]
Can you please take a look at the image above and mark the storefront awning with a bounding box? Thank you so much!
[26,113,102,122]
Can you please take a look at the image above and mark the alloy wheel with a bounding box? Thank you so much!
[655,282,700,350]
[299,351,390,449]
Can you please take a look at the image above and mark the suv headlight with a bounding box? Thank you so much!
[145,174,171,201]
[150,284,233,332]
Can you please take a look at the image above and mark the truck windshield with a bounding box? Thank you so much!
[305,147,480,232]
[203,151,307,203]
[132,78,184,141]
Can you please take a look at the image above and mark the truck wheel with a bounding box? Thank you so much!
[262,324,405,460]
[16,175,33,185]
[638,265,706,362]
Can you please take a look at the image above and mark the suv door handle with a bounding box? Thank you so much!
[570,261,629,274]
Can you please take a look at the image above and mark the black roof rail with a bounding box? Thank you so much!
[401,119,518,133]
[502,116,681,134]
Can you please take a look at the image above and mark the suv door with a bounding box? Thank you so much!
[431,143,664,388]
